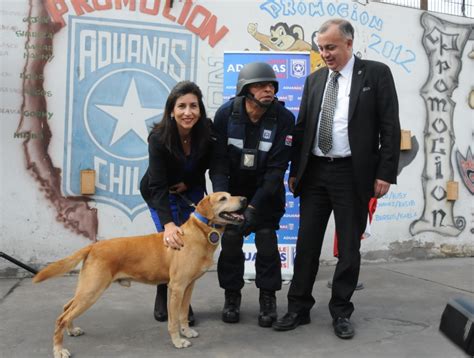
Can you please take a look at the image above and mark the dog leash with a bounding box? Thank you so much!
[172,191,196,209]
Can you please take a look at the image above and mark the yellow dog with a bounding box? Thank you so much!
[33,192,247,357]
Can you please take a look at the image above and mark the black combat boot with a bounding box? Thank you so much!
[258,289,277,327]
[154,284,195,326]
[222,290,241,323]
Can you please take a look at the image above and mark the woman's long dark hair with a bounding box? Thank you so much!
[151,81,210,160]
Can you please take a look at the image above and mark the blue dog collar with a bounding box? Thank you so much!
[193,212,222,230]
[193,211,210,225]
[193,211,221,245]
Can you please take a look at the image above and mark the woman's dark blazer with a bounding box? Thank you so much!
[140,129,212,226]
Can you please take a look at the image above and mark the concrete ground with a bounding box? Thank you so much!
[1,257,473,358]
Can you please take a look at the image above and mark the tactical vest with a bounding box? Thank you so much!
[226,96,278,169]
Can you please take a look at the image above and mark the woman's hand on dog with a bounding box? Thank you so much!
[163,222,184,250]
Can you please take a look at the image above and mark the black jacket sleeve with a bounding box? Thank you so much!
[145,133,174,226]
[375,63,400,184]
[209,106,231,192]
[289,75,310,178]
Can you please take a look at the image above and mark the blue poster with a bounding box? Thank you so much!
[223,52,309,251]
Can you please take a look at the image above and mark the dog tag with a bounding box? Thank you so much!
[207,230,221,245]
[240,148,258,170]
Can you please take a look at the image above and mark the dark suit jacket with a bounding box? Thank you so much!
[289,56,401,201]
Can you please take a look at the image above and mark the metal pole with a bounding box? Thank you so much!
[0,252,38,275]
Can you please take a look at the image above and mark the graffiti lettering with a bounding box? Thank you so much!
[206,57,223,115]
[20,72,44,80]
[430,138,446,155]
[435,156,443,179]
[435,60,450,74]
[23,16,50,23]
[410,13,468,236]
[24,87,52,97]
[13,131,44,139]
[434,79,448,92]
[431,185,447,201]
[78,30,187,81]
[368,33,416,73]
[425,27,459,55]
[94,156,142,196]
[0,107,21,115]
[45,0,229,47]
[23,110,54,119]
[432,209,447,227]
[427,97,448,112]
[259,0,383,31]
[432,118,448,133]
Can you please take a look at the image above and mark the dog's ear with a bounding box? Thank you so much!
[195,195,214,220]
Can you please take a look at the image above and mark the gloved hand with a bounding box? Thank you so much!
[240,206,258,236]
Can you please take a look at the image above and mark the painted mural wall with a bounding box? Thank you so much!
[1,0,473,275]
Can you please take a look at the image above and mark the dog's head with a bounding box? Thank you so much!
[195,192,247,226]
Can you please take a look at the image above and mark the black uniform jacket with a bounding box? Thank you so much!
[210,97,295,213]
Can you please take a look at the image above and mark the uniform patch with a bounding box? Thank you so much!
[63,17,197,219]
[263,129,272,139]
[285,135,293,146]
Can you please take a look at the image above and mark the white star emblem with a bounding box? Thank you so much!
[96,78,162,145]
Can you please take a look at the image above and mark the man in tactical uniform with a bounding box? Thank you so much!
[210,62,295,327]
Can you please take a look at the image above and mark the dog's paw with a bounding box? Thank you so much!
[180,327,199,338]
[67,327,84,337]
[53,347,71,358]
[172,338,192,348]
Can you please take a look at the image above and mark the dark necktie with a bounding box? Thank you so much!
[318,71,340,154]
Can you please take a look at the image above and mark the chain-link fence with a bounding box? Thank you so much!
[376,0,473,18]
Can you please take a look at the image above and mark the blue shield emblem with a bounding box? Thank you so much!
[290,59,306,78]
[63,17,197,219]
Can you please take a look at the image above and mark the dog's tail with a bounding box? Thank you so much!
[32,246,92,283]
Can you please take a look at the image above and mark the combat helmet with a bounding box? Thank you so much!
[236,62,279,96]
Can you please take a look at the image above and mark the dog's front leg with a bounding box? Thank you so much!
[168,282,191,348]
[180,281,198,339]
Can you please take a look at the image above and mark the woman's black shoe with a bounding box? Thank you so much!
[153,284,168,321]
[188,305,195,326]
[153,284,195,325]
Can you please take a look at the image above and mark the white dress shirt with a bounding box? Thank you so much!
[312,55,354,158]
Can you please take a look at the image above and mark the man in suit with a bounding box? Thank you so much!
[272,19,400,338]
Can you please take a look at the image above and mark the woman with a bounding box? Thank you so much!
[140,81,212,326]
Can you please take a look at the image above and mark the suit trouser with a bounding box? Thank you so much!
[288,156,369,319]
[218,227,282,292]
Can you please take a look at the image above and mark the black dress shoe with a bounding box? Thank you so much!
[272,312,310,331]
[333,317,355,339]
